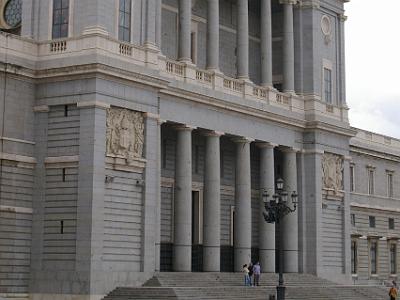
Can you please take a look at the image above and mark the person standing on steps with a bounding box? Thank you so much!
[389,281,398,300]
[242,264,250,286]
[248,262,254,286]
[253,262,261,286]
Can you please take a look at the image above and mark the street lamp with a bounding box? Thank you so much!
[262,178,298,300]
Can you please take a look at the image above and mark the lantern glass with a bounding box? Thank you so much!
[276,178,284,191]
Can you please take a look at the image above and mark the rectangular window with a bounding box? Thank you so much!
[351,213,356,226]
[350,165,355,192]
[390,243,397,274]
[370,240,378,275]
[387,173,394,198]
[369,216,376,228]
[52,0,69,39]
[368,169,374,195]
[389,218,395,230]
[118,0,132,42]
[351,240,358,274]
[324,68,332,104]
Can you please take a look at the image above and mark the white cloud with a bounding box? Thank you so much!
[345,0,400,139]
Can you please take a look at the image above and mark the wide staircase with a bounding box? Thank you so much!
[102,272,388,300]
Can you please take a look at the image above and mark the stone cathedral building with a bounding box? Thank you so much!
[0,0,399,299]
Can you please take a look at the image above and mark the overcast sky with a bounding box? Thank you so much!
[345,0,400,139]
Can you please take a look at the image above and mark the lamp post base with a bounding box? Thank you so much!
[277,284,285,300]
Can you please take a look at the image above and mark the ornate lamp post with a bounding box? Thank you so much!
[262,178,298,300]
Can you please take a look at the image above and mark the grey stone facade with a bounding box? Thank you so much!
[0,0,399,299]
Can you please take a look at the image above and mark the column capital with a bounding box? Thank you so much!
[339,14,348,22]
[232,137,254,144]
[173,124,196,131]
[203,130,224,137]
[280,146,301,153]
[256,142,278,149]
[280,0,297,5]
[144,112,160,120]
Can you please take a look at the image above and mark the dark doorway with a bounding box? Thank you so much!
[191,190,203,271]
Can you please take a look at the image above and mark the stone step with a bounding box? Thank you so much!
[103,286,388,300]
[144,272,336,287]
[102,273,388,300]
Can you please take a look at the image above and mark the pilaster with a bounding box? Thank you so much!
[76,102,107,294]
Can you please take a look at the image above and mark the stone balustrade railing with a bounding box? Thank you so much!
[0,31,348,123]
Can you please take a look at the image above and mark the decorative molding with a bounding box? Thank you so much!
[33,105,50,113]
[0,205,33,214]
[302,149,324,155]
[105,156,146,173]
[0,152,36,164]
[322,153,344,192]
[106,107,145,162]
[0,136,35,145]
[144,112,160,120]
[300,0,320,9]
[77,100,110,110]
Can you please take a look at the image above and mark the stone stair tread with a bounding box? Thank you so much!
[102,273,388,300]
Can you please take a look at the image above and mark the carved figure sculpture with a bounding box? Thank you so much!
[322,153,344,191]
[106,107,144,162]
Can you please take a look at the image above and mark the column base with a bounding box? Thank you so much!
[234,247,251,272]
[173,244,192,272]
[259,249,276,273]
[203,245,220,272]
[283,249,299,273]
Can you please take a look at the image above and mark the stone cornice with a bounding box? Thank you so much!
[77,100,110,110]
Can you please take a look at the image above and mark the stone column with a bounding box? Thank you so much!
[155,0,162,49]
[281,147,298,273]
[260,0,273,87]
[178,0,192,62]
[281,0,296,93]
[173,125,193,271]
[144,0,157,48]
[203,131,223,271]
[233,137,253,272]
[258,142,277,273]
[236,0,249,79]
[206,0,220,70]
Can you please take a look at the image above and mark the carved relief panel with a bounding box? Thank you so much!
[106,107,144,162]
[322,153,343,191]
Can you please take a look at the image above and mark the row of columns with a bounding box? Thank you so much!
[172,125,299,273]
[173,0,295,92]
